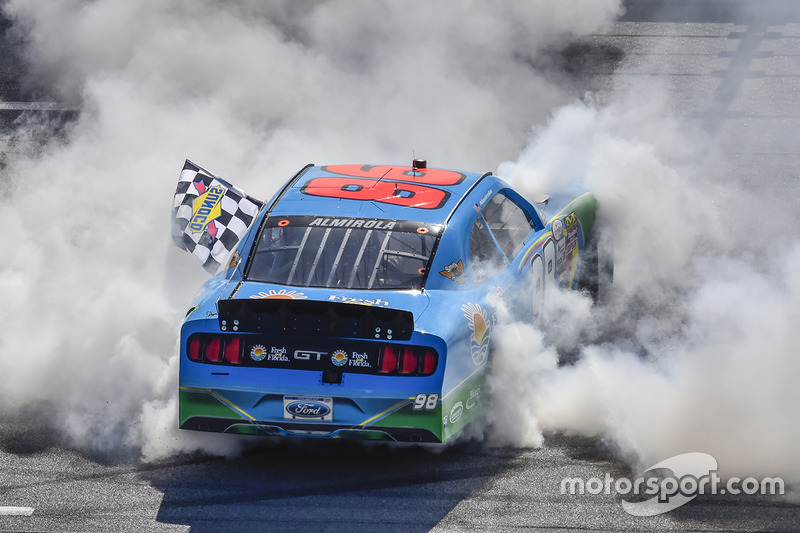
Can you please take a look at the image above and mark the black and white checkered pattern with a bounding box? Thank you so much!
[172,160,262,272]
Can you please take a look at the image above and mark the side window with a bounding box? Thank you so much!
[469,216,503,283]
[481,192,534,258]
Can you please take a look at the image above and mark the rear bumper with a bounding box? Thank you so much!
[180,415,442,442]
[178,387,450,443]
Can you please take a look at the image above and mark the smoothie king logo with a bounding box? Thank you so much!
[560,452,785,516]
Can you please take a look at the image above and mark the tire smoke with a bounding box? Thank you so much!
[0,0,621,460]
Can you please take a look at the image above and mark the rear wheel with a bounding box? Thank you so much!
[578,226,613,304]
[530,253,544,325]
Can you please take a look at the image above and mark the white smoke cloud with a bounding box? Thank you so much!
[528,246,800,482]
[0,0,622,460]
[6,0,796,489]
[6,0,798,488]
[491,8,800,484]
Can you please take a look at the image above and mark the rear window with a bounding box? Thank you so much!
[246,216,441,290]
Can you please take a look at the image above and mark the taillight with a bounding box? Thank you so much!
[399,348,417,374]
[379,346,398,373]
[186,335,438,375]
[186,334,242,365]
[188,337,201,361]
[224,337,241,364]
[187,334,243,364]
[421,349,436,374]
[205,337,221,362]
[379,345,437,376]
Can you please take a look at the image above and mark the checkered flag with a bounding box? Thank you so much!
[172,160,262,272]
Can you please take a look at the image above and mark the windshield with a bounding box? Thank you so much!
[247,216,441,290]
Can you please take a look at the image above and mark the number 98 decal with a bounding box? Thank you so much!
[412,393,439,411]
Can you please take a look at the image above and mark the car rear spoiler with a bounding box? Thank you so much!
[217,298,414,341]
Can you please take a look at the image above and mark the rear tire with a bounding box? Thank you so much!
[579,226,613,304]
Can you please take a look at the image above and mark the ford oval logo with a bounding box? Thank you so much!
[286,401,331,418]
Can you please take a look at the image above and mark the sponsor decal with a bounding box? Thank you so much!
[473,189,493,212]
[564,212,578,228]
[267,346,290,362]
[283,396,333,421]
[250,344,267,362]
[348,350,371,368]
[466,387,482,410]
[557,212,579,287]
[462,303,491,365]
[552,218,564,241]
[309,217,396,229]
[440,260,466,283]
[228,250,241,269]
[327,295,390,307]
[331,350,348,367]
[190,185,225,234]
[449,401,464,424]
[231,341,382,372]
[294,349,327,361]
[250,289,307,300]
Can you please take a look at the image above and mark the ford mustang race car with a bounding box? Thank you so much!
[171,160,599,443]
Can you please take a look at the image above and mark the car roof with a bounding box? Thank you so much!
[267,163,490,225]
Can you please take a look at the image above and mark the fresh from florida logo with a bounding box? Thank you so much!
[331,350,348,367]
[190,184,226,234]
[250,344,267,361]
[250,289,307,300]
[462,303,491,365]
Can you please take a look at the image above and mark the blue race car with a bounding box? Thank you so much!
[171,160,599,443]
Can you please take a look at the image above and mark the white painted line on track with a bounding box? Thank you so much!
[0,101,76,111]
[0,506,34,516]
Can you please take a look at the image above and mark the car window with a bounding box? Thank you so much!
[247,216,441,290]
[481,192,534,258]
[469,216,504,283]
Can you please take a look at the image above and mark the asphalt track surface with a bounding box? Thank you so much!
[2,1,800,531]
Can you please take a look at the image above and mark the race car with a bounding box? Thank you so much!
[171,160,599,443]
